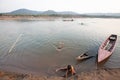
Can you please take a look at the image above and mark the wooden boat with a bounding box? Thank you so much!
[76,52,93,61]
[98,34,117,63]
[63,19,74,21]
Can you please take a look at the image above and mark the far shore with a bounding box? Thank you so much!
[0,15,120,20]
[0,15,62,20]
[0,68,120,80]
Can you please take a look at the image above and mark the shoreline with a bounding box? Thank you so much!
[0,15,61,20]
[1,15,120,20]
[0,68,120,80]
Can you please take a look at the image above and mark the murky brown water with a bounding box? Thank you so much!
[0,18,120,76]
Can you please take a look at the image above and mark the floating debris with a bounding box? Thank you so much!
[57,42,64,50]
[52,41,64,52]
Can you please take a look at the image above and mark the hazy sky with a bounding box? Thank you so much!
[0,0,120,13]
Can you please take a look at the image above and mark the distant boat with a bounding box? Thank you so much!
[63,19,74,21]
[76,52,94,61]
[98,34,117,63]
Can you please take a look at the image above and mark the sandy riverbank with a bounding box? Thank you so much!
[0,68,120,80]
[0,15,61,20]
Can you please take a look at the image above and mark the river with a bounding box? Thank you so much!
[0,18,120,76]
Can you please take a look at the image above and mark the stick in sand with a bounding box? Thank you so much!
[8,34,23,53]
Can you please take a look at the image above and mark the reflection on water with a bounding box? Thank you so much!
[0,18,120,76]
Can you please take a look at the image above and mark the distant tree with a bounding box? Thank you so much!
[0,13,3,16]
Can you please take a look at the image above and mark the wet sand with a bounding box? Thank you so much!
[0,68,120,80]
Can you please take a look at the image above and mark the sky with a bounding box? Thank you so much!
[0,0,120,13]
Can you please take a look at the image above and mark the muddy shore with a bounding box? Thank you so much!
[0,68,120,80]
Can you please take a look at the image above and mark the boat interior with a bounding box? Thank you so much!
[102,35,117,51]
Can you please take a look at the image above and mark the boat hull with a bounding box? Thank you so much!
[98,34,117,63]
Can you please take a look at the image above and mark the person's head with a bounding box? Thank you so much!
[67,65,72,70]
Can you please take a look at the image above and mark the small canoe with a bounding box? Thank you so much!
[98,34,117,63]
[76,52,93,61]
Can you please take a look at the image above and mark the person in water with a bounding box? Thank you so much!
[56,65,76,77]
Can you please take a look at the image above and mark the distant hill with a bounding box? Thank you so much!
[4,9,79,15]
[7,9,42,15]
[58,11,79,15]
[42,10,57,15]
[1,8,120,18]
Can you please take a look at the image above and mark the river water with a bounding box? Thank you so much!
[0,18,120,76]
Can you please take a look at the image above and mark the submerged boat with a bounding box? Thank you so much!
[76,52,93,61]
[98,34,117,63]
